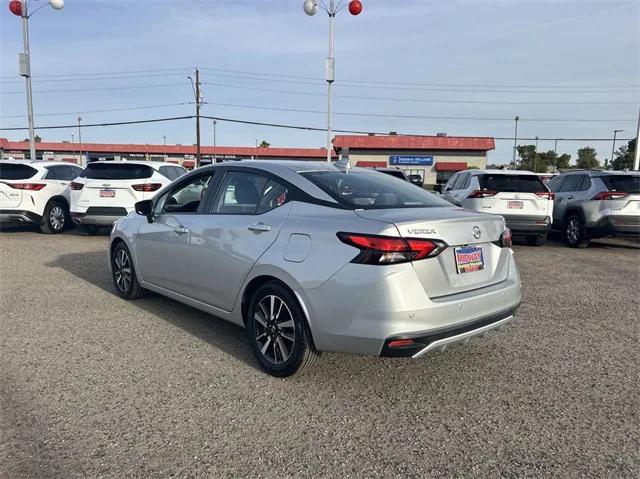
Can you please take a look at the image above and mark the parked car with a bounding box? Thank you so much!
[547,170,640,247]
[109,161,521,377]
[70,161,186,234]
[374,167,408,181]
[441,169,553,245]
[0,160,84,233]
[407,174,424,187]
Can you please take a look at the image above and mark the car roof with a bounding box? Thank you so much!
[559,169,639,177]
[467,169,536,176]
[85,160,172,168]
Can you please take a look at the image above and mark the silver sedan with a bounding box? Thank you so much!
[109,161,521,377]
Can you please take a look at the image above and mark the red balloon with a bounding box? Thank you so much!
[348,0,362,16]
[9,0,23,16]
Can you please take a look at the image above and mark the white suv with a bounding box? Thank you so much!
[70,161,185,233]
[0,160,84,233]
[442,169,554,245]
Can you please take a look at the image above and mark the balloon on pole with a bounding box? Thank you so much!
[303,0,318,16]
[9,0,23,16]
[49,0,65,11]
[348,0,363,15]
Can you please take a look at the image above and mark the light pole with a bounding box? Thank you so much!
[188,69,202,168]
[611,129,623,169]
[534,135,539,172]
[634,107,640,171]
[163,135,167,146]
[512,115,519,165]
[304,0,362,163]
[213,120,217,163]
[9,0,64,161]
[77,117,83,166]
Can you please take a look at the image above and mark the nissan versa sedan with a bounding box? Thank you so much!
[108,161,521,377]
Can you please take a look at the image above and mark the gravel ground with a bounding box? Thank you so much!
[1,226,639,478]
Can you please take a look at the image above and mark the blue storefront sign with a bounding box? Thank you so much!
[389,155,433,166]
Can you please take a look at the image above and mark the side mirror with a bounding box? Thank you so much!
[135,199,154,223]
[433,184,443,193]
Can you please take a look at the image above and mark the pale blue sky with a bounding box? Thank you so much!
[1,0,639,163]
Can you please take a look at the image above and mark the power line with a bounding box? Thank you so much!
[0,72,191,84]
[0,114,634,142]
[0,102,194,119]
[202,101,635,123]
[202,81,638,106]
[0,67,192,80]
[1,82,190,95]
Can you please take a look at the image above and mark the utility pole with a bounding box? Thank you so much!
[213,120,217,163]
[77,117,83,166]
[534,136,539,172]
[554,138,558,154]
[20,2,36,160]
[195,68,201,168]
[610,129,623,170]
[163,135,167,146]
[634,107,640,171]
[512,116,519,165]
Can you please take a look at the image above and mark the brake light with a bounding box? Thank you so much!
[132,183,163,192]
[592,191,627,200]
[69,181,84,190]
[468,190,497,198]
[535,192,555,199]
[7,183,46,191]
[500,228,512,248]
[337,232,447,265]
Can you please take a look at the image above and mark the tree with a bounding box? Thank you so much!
[515,145,537,171]
[556,153,571,170]
[611,139,636,170]
[22,135,42,143]
[576,147,599,169]
[258,140,270,148]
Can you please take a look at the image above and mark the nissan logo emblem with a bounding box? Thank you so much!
[472,226,482,239]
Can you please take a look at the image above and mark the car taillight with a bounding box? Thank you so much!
[132,183,163,192]
[499,228,512,248]
[535,192,555,199]
[7,183,46,191]
[468,190,497,198]
[337,232,447,265]
[592,191,627,200]
[69,181,84,190]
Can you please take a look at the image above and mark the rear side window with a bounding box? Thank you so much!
[478,174,545,193]
[0,163,38,180]
[600,175,640,194]
[81,163,153,180]
[300,170,451,209]
[158,165,186,181]
[559,175,583,192]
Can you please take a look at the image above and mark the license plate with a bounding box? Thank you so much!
[454,246,484,274]
[100,189,115,198]
[508,200,524,209]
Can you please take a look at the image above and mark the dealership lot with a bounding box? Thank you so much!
[1,228,639,478]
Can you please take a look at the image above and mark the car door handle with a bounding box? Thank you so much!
[174,227,190,235]
[248,223,271,232]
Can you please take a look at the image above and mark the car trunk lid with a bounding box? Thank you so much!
[0,181,24,208]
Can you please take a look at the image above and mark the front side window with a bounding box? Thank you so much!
[156,172,215,214]
[213,172,268,214]
[477,174,546,192]
[300,170,450,209]
[547,175,565,192]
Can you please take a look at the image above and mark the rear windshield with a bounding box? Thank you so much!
[600,175,640,194]
[0,163,38,180]
[478,174,546,193]
[81,163,153,180]
[300,170,451,209]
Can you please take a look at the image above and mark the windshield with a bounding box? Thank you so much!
[600,175,640,194]
[478,174,546,192]
[300,169,451,209]
[0,163,38,180]
[81,163,153,180]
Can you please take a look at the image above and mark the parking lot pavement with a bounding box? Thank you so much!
[1,227,638,478]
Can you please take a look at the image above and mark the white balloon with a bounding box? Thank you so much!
[303,0,318,16]
[49,0,64,11]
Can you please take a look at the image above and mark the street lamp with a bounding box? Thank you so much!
[512,116,519,165]
[77,117,83,166]
[611,129,623,169]
[9,0,64,161]
[213,120,217,163]
[304,0,363,163]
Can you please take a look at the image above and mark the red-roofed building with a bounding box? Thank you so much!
[334,134,495,185]
[0,138,335,168]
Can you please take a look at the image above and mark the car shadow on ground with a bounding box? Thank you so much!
[45,250,259,371]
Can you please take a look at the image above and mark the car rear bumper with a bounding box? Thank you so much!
[501,214,551,235]
[301,248,522,357]
[0,209,41,224]
[587,214,640,238]
[71,206,129,226]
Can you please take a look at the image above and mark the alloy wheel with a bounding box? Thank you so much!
[253,295,296,365]
[113,249,132,293]
[566,218,580,244]
[49,205,65,231]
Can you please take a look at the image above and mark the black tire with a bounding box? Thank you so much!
[246,282,319,377]
[565,214,589,248]
[111,242,146,299]
[526,233,546,246]
[84,225,101,236]
[40,200,67,234]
